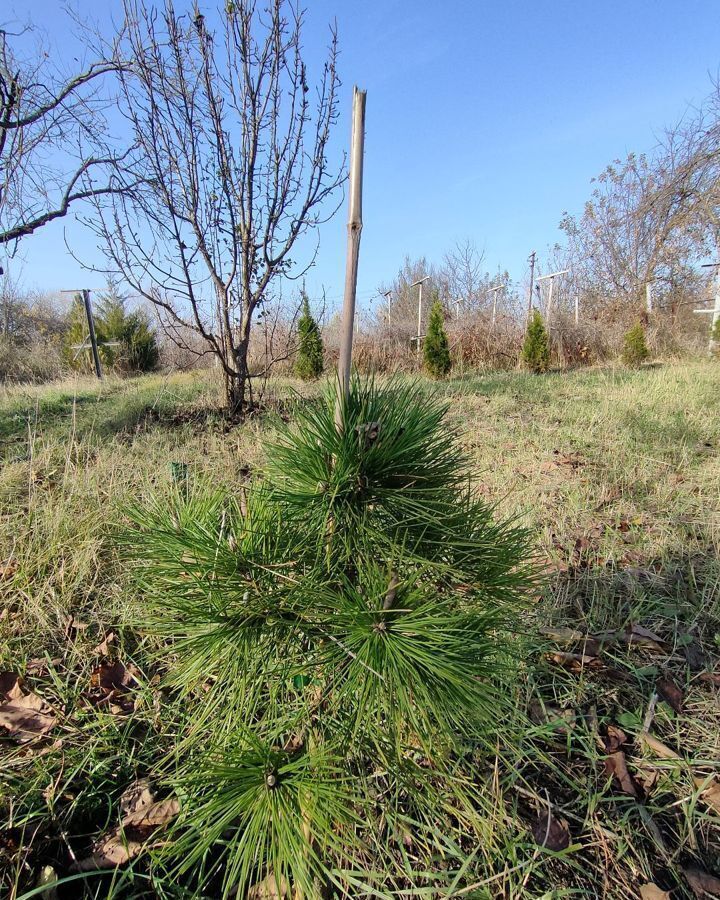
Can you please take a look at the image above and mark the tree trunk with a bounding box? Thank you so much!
[225,333,250,414]
[225,373,246,413]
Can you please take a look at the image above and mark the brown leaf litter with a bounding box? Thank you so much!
[73,778,179,871]
[0,672,57,742]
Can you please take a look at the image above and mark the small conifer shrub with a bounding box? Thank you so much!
[423,298,451,378]
[521,309,550,373]
[294,293,324,380]
[124,377,535,896]
[622,321,649,367]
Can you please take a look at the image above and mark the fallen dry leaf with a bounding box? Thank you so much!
[0,560,17,580]
[604,724,628,754]
[684,867,720,898]
[123,797,180,830]
[25,658,62,677]
[628,624,665,651]
[604,750,640,798]
[247,874,290,899]
[63,614,89,641]
[73,781,179,871]
[636,764,660,794]
[638,731,681,760]
[546,651,603,672]
[530,809,570,851]
[656,675,684,713]
[693,776,720,816]
[92,660,138,693]
[120,778,154,816]
[639,884,671,900]
[698,671,720,686]
[92,631,116,657]
[0,671,24,701]
[88,660,139,714]
[0,677,57,743]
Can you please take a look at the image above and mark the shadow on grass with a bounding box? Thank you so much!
[516,549,720,896]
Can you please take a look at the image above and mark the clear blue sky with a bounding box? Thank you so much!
[7,0,720,317]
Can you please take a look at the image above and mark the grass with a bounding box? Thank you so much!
[0,360,719,898]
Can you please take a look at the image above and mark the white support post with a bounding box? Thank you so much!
[382,290,392,325]
[412,275,429,362]
[695,261,720,353]
[417,281,423,359]
[487,283,503,329]
[546,277,554,324]
[536,269,569,328]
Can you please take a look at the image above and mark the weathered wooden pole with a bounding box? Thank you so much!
[335,86,366,427]
[526,251,536,326]
[81,290,103,380]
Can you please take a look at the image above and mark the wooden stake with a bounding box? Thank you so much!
[335,86,366,427]
[81,290,103,379]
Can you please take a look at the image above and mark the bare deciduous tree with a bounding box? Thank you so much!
[0,21,125,252]
[561,80,720,322]
[91,0,344,412]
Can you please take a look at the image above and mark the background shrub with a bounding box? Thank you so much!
[622,321,650,367]
[423,298,451,378]
[521,309,551,373]
[294,293,324,380]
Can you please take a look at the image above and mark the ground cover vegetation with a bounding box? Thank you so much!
[0,361,718,897]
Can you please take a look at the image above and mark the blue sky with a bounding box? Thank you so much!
[6,0,720,317]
